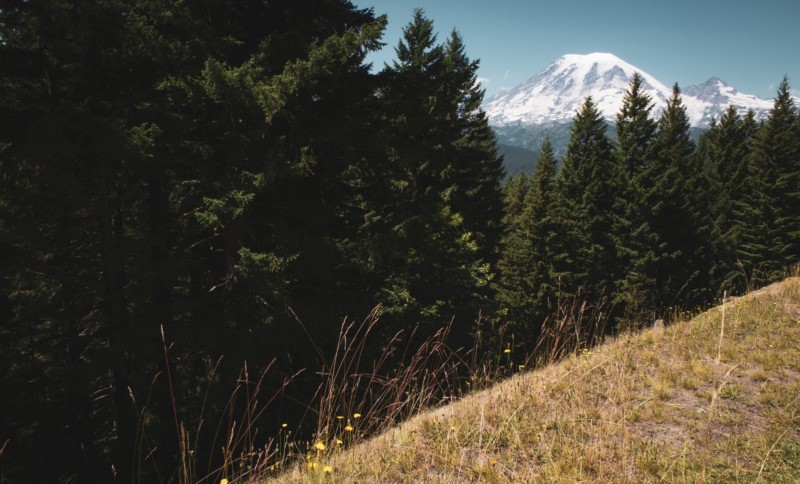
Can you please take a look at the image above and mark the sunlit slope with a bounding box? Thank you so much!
[278,278,800,482]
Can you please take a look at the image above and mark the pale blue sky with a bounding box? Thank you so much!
[351,0,800,100]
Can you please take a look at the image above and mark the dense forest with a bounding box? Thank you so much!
[1,1,798,482]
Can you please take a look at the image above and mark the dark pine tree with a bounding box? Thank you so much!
[650,83,704,312]
[441,30,506,268]
[501,173,533,226]
[376,9,502,342]
[737,76,800,280]
[553,97,620,309]
[497,138,559,348]
[699,106,758,294]
[614,72,662,326]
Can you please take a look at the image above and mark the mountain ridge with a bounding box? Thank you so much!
[484,52,778,128]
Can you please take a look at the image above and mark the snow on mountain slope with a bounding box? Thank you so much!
[484,53,777,128]
[682,77,773,126]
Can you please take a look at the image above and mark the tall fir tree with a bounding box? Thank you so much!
[650,84,704,310]
[614,73,662,325]
[441,30,506,267]
[375,9,503,344]
[737,76,800,279]
[501,172,532,226]
[699,106,758,293]
[497,138,559,348]
[553,97,620,307]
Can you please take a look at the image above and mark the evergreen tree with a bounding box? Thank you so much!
[650,84,704,310]
[497,139,559,348]
[699,106,758,293]
[495,173,531,312]
[554,97,620,307]
[501,172,533,225]
[441,30,506,266]
[614,73,661,325]
[376,10,502,341]
[737,77,800,279]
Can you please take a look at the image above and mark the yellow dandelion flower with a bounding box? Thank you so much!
[353,413,361,419]
[323,465,333,474]
[336,415,344,420]
[490,459,497,466]
[336,438,343,445]
[281,423,288,428]
[221,479,229,484]
[315,441,326,451]
[345,425,353,432]
[503,348,511,354]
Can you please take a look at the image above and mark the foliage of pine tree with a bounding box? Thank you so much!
[501,172,533,225]
[650,84,704,310]
[553,97,620,306]
[494,172,531,332]
[737,77,800,279]
[614,73,663,324]
[375,9,502,342]
[441,30,506,267]
[497,139,559,347]
[3,2,505,481]
[698,106,758,293]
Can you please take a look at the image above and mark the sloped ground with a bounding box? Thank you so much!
[275,278,800,482]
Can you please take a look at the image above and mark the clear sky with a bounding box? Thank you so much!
[350,0,800,101]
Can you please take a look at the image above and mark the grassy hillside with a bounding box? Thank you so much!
[273,277,800,482]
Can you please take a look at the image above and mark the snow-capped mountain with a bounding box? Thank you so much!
[681,77,773,126]
[483,53,775,128]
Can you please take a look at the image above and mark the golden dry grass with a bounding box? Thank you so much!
[268,277,800,483]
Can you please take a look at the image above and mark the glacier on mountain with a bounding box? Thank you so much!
[483,53,776,128]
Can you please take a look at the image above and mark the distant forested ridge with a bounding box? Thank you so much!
[1,2,798,482]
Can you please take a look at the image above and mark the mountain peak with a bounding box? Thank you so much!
[484,53,773,127]
[484,53,671,126]
[558,52,630,69]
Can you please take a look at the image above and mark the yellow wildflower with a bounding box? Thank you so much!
[336,415,344,420]
[518,364,526,370]
[353,412,361,419]
[490,459,497,466]
[336,438,343,445]
[345,425,353,432]
[323,465,333,474]
[315,441,326,451]
[281,423,288,428]
[221,479,229,484]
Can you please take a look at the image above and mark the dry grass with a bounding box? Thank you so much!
[268,277,800,483]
